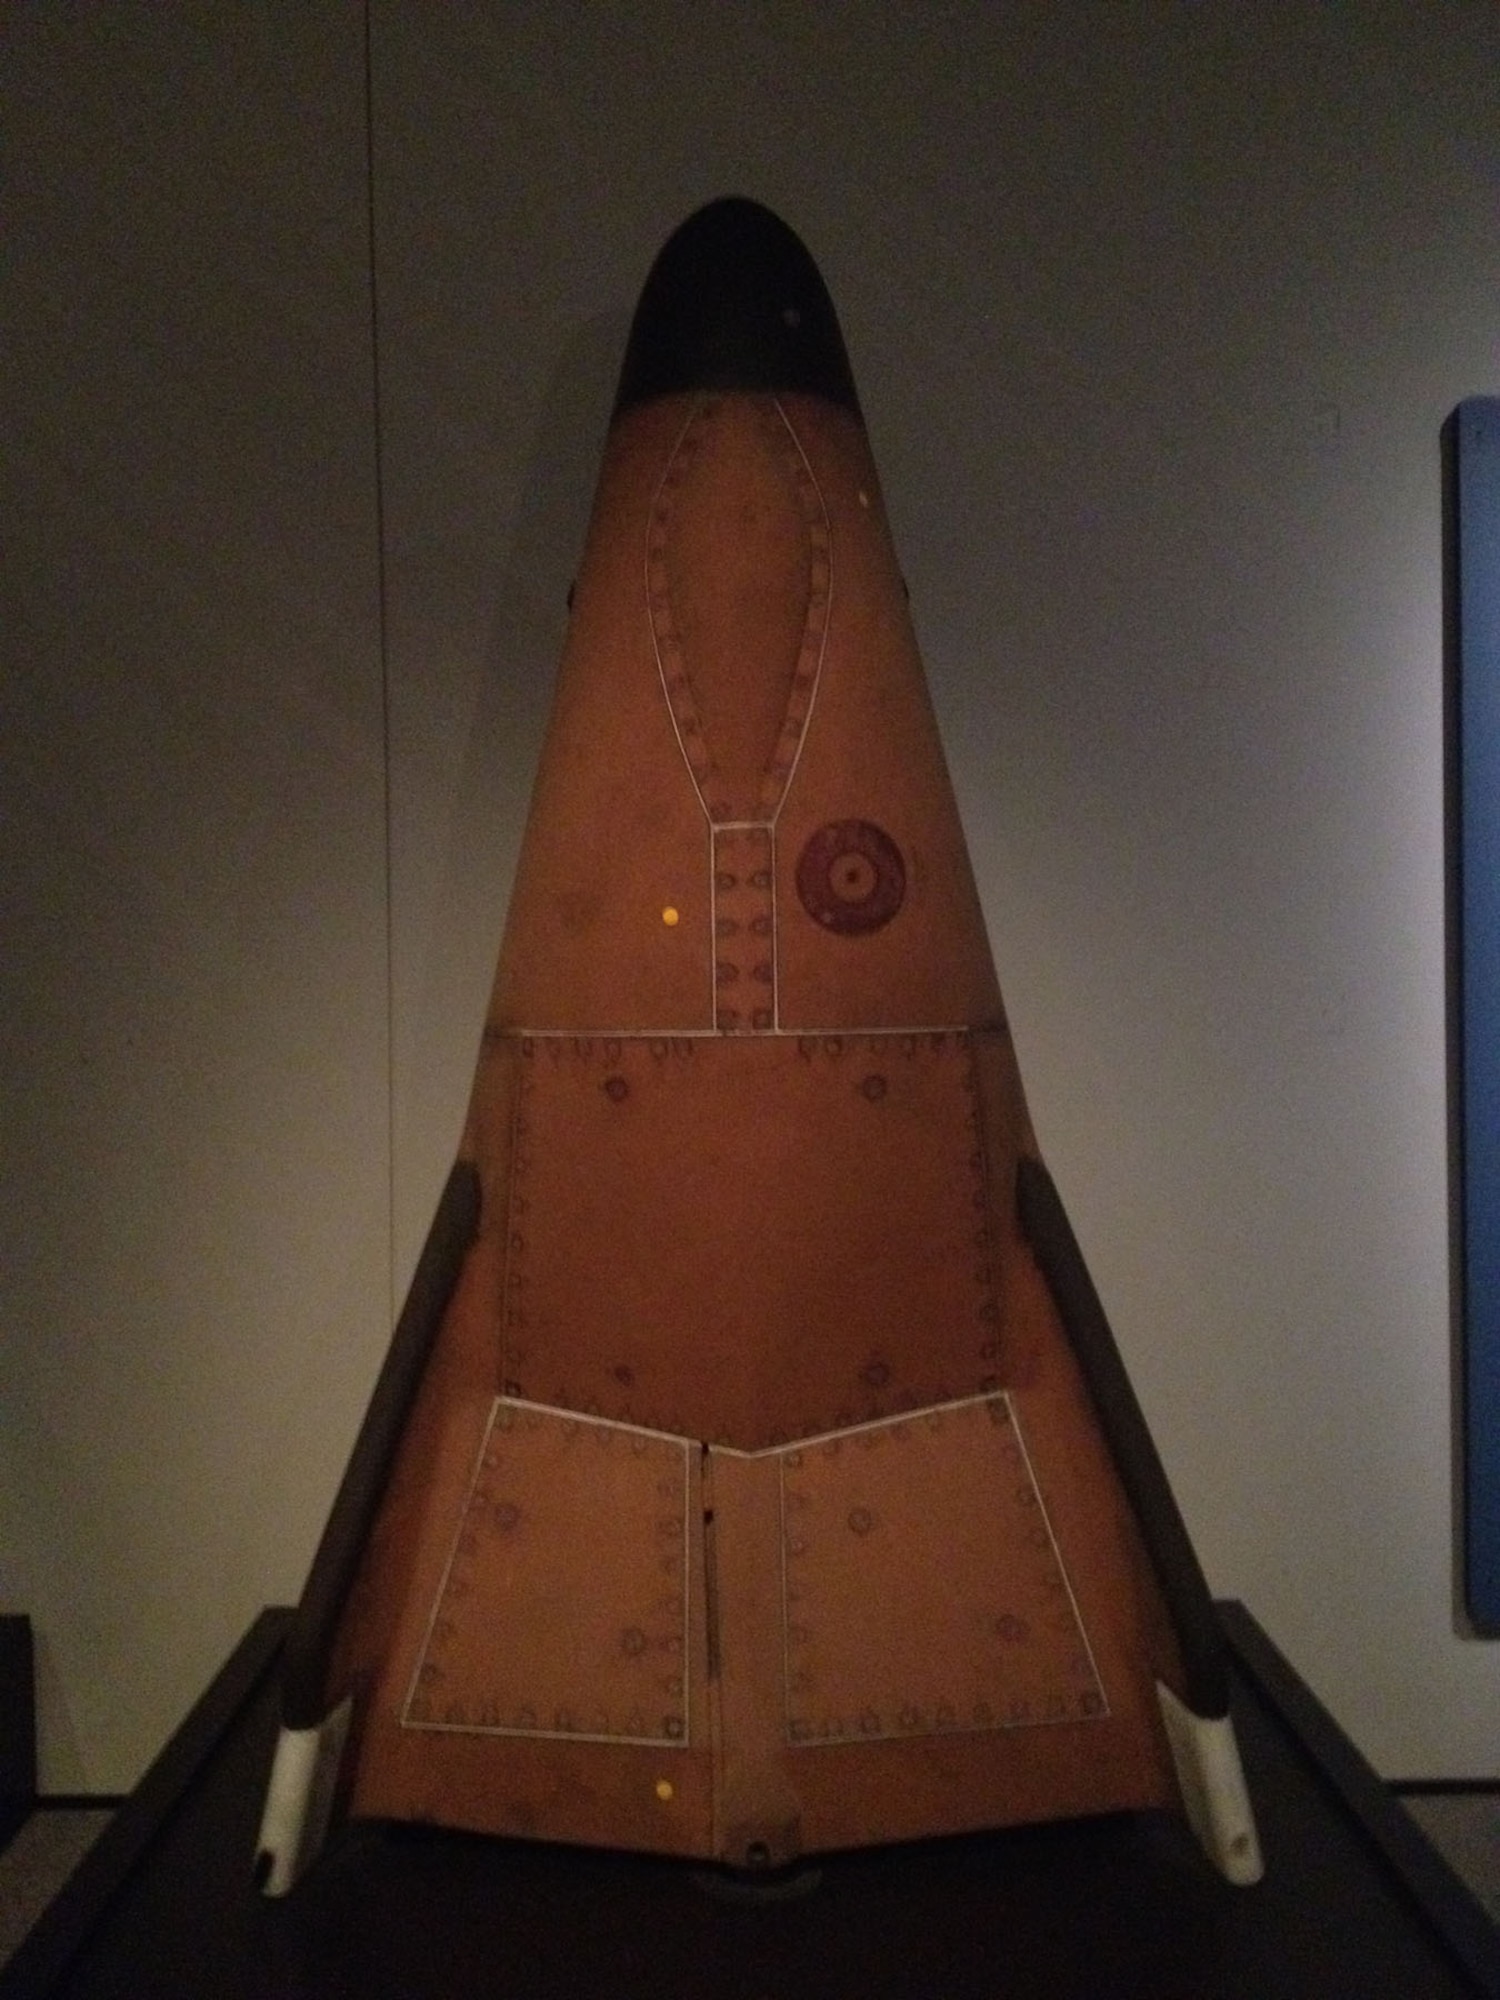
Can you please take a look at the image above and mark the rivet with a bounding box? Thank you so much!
[655,1778,675,1802]
[661,906,680,927]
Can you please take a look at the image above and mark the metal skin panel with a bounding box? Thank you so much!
[774,1397,1106,1747]
[403,1404,693,1749]
[498,1031,1004,1451]
[487,389,1002,1038]
[288,201,1253,1881]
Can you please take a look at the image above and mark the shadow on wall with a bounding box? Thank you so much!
[458,309,632,924]
[398,310,635,1236]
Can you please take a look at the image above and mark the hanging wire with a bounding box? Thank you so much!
[363,0,398,1322]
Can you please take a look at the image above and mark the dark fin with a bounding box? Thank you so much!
[280,1162,482,1728]
[1015,1155,1230,1718]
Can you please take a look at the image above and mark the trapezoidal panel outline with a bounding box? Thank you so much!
[402,1399,692,1749]
[773,1393,1108,1745]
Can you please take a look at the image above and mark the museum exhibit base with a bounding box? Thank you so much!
[0,1618,37,1853]
[2,1605,1496,2000]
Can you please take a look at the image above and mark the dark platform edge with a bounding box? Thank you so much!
[0,1610,288,2000]
[3,1604,1496,2000]
[1219,1602,1499,1997]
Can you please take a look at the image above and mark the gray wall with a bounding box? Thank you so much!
[4,1,1498,1791]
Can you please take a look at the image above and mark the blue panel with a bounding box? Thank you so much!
[1455,396,1500,1632]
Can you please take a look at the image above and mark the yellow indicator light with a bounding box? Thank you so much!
[661,906,680,927]
[655,1779,675,1802]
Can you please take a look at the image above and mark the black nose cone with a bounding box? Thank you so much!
[613,197,861,419]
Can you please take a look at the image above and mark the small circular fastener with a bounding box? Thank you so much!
[661,906,680,927]
[655,1779,675,1802]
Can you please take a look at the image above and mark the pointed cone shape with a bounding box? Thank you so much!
[257,200,1261,1893]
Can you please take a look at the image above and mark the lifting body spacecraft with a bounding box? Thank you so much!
[256,199,1262,1893]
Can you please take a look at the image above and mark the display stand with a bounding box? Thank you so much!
[3,1604,1495,2000]
[0,1618,36,1853]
